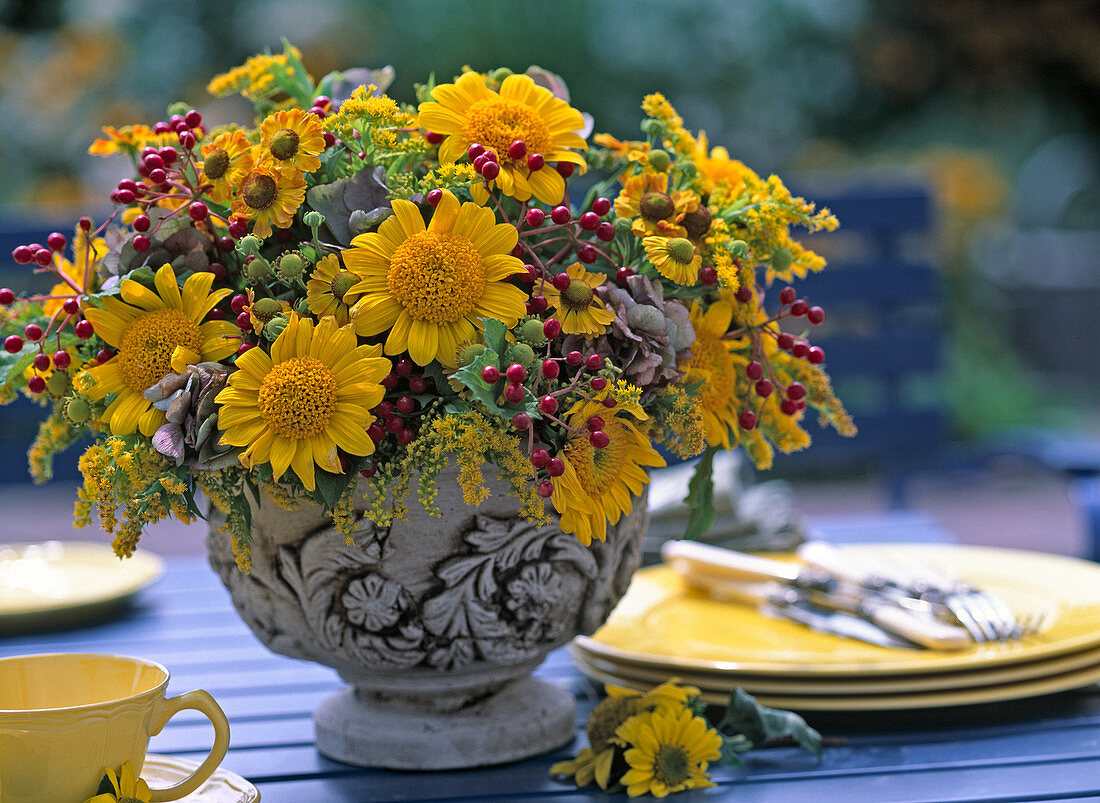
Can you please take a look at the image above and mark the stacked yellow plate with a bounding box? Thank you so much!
[572,544,1100,710]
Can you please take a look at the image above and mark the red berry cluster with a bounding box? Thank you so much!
[368,358,432,448]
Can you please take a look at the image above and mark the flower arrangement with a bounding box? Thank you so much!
[0,42,852,568]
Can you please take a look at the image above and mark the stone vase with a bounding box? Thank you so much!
[205,469,648,770]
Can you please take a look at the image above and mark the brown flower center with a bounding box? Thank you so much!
[330,270,359,303]
[203,149,230,180]
[586,695,639,751]
[242,173,278,210]
[269,128,300,161]
[257,356,338,439]
[681,206,712,240]
[117,308,204,394]
[655,744,691,786]
[640,191,676,222]
[561,280,594,310]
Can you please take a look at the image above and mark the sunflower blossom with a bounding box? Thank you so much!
[345,189,527,366]
[199,130,254,204]
[306,253,367,326]
[77,264,238,436]
[230,162,306,239]
[617,707,722,798]
[83,761,151,803]
[679,300,740,450]
[417,71,587,205]
[258,108,326,173]
[540,262,616,336]
[216,315,391,492]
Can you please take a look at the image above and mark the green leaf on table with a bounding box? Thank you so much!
[682,447,717,540]
[717,687,822,760]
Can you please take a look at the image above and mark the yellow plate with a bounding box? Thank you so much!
[571,649,1100,711]
[582,545,1100,676]
[142,754,259,802]
[572,640,1100,695]
[0,541,164,633]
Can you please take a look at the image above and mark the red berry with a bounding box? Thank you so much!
[550,206,571,225]
[4,335,24,353]
[525,208,545,227]
[228,218,248,239]
[0,288,14,305]
[504,383,525,403]
[395,358,414,377]
[27,375,46,394]
[230,295,248,314]
[536,480,554,498]
[46,232,67,252]
[735,286,752,303]
[368,423,385,442]
[539,395,558,415]
[207,262,227,281]
[551,272,571,291]
[51,350,71,369]
[207,307,225,321]
[148,168,167,185]
[385,416,404,434]
[411,376,430,394]
[739,410,757,430]
[585,354,603,371]
[62,297,79,315]
[134,215,151,232]
[790,300,809,317]
[424,130,444,144]
[531,449,550,468]
[481,161,501,180]
[397,428,415,446]
[312,96,331,108]
[508,140,527,160]
[780,399,799,416]
[322,132,336,148]
[506,363,527,383]
[482,149,498,163]
[587,416,605,432]
[184,109,202,128]
[615,267,634,286]
[75,320,94,339]
[518,264,538,283]
[159,146,178,164]
[153,121,170,135]
[178,131,196,150]
[791,341,810,359]
[592,197,612,216]
[541,359,560,379]
[236,311,255,330]
[481,365,500,383]
[376,400,395,419]
[577,244,598,264]
[590,377,608,392]
[115,189,136,205]
[590,430,610,449]
[596,222,615,241]
[754,379,773,398]
[473,155,489,173]
[95,348,114,362]
[566,351,583,366]
[602,397,617,408]
[776,332,794,350]
[512,412,532,430]
[787,382,807,401]
[423,188,443,207]
[360,467,377,478]
[133,235,151,252]
[542,318,562,339]
[33,353,50,371]
[396,396,416,414]
[779,286,796,305]
[237,342,254,355]
[579,212,600,231]
[12,246,33,264]
[526,153,544,171]
[33,249,53,267]
[807,306,825,325]
[699,266,718,286]
[143,153,164,171]
[808,346,825,364]
[189,202,209,221]
[746,361,763,380]
[510,244,525,258]
[467,143,485,161]
[529,295,548,313]
[218,236,235,252]
[556,162,575,178]
[23,323,43,341]
[381,372,399,390]
[547,457,565,477]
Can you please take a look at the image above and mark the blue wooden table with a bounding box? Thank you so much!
[4,548,1100,802]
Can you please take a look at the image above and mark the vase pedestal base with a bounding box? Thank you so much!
[314,676,576,770]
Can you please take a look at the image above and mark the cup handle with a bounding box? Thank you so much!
[146,689,231,802]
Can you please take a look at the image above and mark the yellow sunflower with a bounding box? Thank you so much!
[540,263,616,336]
[642,236,701,285]
[616,706,722,798]
[216,315,391,492]
[78,264,238,436]
[199,130,254,203]
[83,761,151,803]
[258,108,326,173]
[306,253,367,326]
[613,171,699,239]
[691,131,753,195]
[679,300,739,449]
[230,161,306,239]
[344,189,528,366]
[417,71,587,206]
[550,391,665,546]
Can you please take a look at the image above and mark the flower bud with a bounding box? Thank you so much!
[517,318,548,347]
[263,315,289,341]
[647,149,671,172]
[303,210,326,229]
[246,256,273,282]
[235,235,263,256]
[505,342,536,369]
[276,253,306,280]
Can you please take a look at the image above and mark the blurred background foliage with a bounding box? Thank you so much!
[0,0,1096,440]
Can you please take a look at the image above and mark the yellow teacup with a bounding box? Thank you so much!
[0,653,230,803]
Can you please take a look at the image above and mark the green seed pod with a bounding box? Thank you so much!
[303,210,326,229]
[46,371,71,397]
[63,396,93,425]
[505,342,536,369]
[614,217,634,233]
[517,318,547,347]
[640,119,663,136]
[276,253,306,281]
[770,246,793,273]
[251,297,282,319]
[264,315,289,341]
[647,149,671,172]
[458,343,487,366]
[246,257,273,282]
[679,160,697,177]
[235,235,263,257]
[490,67,513,84]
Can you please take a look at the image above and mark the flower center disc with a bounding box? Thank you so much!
[269,128,300,161]
[387,231,486,323]
[640,191,675,221]
[203,149,230,180]
[330,270,359,303]
[585,695,638,751]
[655,744,691,786]
[257,356,338,439]
[562,280,594,310]
[117,308,203,393]
[685,336,735,410]
[462,98,552,164]
[242,173,278,210]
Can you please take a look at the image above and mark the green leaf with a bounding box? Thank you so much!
[717,687,822,760]
[0,342,38,389]
[481,317,507,358]
[314,468,355,511]
[453,349,504,414]
[682,447,717,540]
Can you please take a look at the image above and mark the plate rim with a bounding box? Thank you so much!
[141,753,259,802]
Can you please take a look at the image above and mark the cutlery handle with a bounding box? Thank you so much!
[662,540,802,584]
[680,572,775,607]
[797,540,925,592]
[869,606,973,651]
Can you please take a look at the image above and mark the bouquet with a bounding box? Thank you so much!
[0,43,852,569]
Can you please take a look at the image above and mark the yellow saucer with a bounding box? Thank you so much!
[583,545,1100,676]
[142,755,258,802]
[0,541,164,633]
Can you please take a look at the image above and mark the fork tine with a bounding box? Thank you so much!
[946,595,996,642]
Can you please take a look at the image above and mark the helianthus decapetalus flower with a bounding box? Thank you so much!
[680,300,740,449]
[642,236,701,285]
[200,130,254,203]
[616,706,722,798]
[230,162,306,238]
[306,253,366,326]
[614,171,699,239]
[540,262,616,336]
[258,108,326,173]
